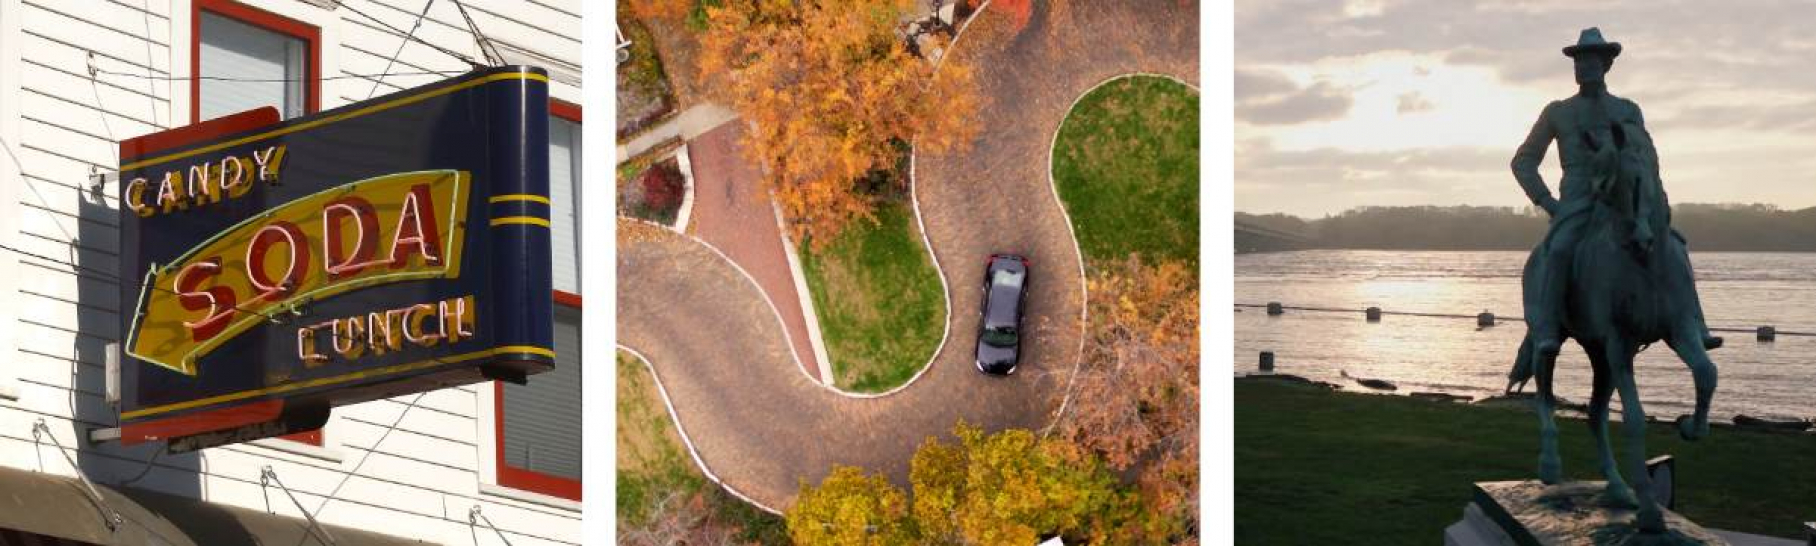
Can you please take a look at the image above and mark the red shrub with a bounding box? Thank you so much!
[640,162,685,213]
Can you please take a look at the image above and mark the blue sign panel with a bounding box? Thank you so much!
[115,67,554,447]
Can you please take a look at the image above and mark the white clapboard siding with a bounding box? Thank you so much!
[0,0,583,543]
[21,3,171,74]
[24,0,173,48]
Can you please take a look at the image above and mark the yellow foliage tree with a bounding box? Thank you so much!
[697,0,983,244]
[785,466,916,546]
[910,423,1155,545]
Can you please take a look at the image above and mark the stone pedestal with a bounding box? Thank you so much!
[1445,481,1729,546]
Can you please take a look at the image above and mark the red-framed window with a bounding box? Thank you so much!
[494,101,583,500]
[191,0,320,124]
[193,0,322,445]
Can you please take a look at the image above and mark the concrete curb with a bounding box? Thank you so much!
[615,345,783,516]
[768,197,835,385]
[672,143,696,231]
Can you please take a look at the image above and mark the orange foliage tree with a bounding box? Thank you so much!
[625,0,692,23]
[1056,256,1200,539]
[697,0,983,243]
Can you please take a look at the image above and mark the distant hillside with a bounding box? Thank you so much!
[1236,203,1816,252]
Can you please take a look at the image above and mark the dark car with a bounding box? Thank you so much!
[976,254,1029,375]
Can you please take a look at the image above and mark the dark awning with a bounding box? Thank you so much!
[0,465,434,545]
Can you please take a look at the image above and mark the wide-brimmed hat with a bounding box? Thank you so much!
[1563,27,1621,59]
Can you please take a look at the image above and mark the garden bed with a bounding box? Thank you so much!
[618,151,687,226]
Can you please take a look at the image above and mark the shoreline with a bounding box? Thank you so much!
[1235,373,1816,435]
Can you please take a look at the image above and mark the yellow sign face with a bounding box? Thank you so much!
[126,170,470,375]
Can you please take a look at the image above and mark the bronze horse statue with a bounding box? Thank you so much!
[1505,123,1719,534]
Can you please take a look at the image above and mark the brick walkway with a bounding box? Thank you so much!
[618,0,1198,509]
[685,123,824,383]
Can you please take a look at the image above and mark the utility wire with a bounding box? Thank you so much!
[367,0,439,100]
[92,67,469,83]
[326,0,485,68]
[450,0,503,66]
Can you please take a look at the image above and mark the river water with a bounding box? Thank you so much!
[1234,250,1816,421]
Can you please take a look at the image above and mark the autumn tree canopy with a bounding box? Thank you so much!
[1055,256,1201,540]
[784,466,916,546]
[624,0,693,23]
[912,423,1151,545]
[788,423,1162,546]
[698,0,983,243]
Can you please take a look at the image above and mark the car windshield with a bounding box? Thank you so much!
[991,268,1025,290]
[981,326,1018,347]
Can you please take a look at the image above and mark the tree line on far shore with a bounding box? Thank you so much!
[1238,203,1816,252]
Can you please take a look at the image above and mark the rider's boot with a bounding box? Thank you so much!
[1531,257,1568,360]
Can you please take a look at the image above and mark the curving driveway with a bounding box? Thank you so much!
[617,0,1199,510]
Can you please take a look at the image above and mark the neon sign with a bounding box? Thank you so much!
[115,67,555,448]
[126,170,470,375]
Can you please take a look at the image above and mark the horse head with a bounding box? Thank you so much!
[1591,126,1670,259]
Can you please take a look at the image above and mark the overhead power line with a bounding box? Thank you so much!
[451,0,504,66]
[369,0,440,99]
[327,0,486,68]
[92,67,470,83]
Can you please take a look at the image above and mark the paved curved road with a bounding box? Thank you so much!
[618,0,1198,510]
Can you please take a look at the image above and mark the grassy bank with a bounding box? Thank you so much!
[1052,76,1199,269]
[617,351,786,543]
[797,200,944,393]
[1235,377,1816,543]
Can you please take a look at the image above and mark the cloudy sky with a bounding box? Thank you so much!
[1236,0,1816,217]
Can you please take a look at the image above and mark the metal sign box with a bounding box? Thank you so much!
[114,66,556,449]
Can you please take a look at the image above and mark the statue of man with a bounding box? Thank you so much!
[1506,27,1719,389]
[1511,27,1643,359]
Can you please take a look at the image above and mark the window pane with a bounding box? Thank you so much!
[199,11,306,121]
[502,305,581,480]
[549,116,580,293]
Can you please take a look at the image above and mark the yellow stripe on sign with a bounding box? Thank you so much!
[490,216,551,227]
[488,194,552,205]
[119,345,553,420]
[496,345,556,358]
[121,72,550,171]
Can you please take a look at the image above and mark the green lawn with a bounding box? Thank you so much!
[798,201,945,392]
[1052,76,1200,269]
[617,351,787,542]
[1236,377,1816,543]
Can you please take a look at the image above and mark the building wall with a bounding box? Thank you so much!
[0,1,582,544]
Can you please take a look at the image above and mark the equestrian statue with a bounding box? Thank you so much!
[1503,27,1721,536]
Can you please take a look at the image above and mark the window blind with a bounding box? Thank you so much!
[549,116,581,294]
[502,305,582,480]
[198,11,306,121]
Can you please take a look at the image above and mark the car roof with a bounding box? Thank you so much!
[984,266,1024,328]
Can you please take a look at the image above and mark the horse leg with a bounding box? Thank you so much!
[1535,342,1562,485]
[1670,324,1719,441]
[1608,343,1667,533]
[1586,347,1633,506]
